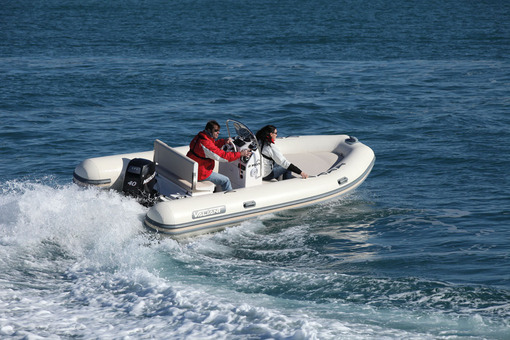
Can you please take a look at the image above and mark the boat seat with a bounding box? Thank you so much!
[153,139,215,195]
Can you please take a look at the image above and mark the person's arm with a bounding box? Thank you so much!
[268,144,291,168]
[287,163,309,179]
[203,138,251,162]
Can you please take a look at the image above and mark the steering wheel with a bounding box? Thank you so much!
[222,139,237,153]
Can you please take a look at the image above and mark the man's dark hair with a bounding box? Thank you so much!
[205,120,220,132]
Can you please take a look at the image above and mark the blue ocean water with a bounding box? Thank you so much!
[1,0,509,338]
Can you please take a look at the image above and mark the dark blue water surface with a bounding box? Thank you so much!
[1,0,509,338]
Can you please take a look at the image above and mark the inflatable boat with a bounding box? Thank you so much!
[73,120,375,238]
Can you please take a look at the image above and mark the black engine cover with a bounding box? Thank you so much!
[122,158,157,206]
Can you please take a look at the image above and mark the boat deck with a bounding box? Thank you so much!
[156,150,344,197]
[286,151,344,177]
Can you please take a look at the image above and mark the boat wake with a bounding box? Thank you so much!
[1,181,509,339]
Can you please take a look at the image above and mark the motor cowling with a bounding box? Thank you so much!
[122,158,158,206]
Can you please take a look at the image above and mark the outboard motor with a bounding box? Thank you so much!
[122,158,158,206]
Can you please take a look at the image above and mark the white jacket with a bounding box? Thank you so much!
[260,142,291,177]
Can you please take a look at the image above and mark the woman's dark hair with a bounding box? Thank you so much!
[256,125,276,147]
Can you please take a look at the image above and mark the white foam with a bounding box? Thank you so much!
[1,181,509,339]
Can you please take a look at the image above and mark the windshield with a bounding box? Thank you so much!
[226,119,256,142]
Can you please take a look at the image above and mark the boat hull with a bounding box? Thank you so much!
[73,134,375,238]
[144,157,374,237]
[144,135,375,237]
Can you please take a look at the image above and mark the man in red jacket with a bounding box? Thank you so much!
[187,120,252,191]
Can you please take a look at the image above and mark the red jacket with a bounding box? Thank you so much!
[186,130,241,180]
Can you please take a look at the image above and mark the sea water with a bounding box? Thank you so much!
[1,0,509,338]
